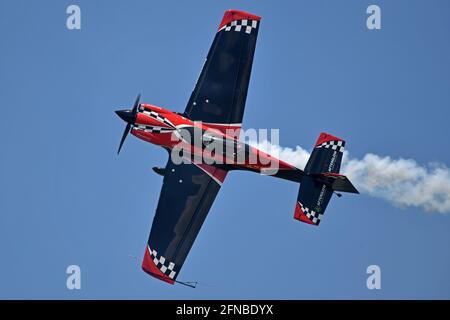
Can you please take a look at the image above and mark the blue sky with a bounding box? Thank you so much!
[1,0,449,299]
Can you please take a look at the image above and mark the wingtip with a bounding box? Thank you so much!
[141,246,175,285]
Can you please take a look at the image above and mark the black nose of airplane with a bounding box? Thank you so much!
[115,109,136,124]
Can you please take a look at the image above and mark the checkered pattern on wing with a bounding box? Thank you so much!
[134,124,174,133]
[222,19,258,34]
[299,202,323,225]
[149,247,178,279]
[316,140,345,153]
[139,108,175,128]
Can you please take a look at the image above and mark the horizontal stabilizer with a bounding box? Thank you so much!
[318,173,359,194]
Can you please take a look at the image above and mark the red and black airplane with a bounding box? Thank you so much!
[115,10,358,286]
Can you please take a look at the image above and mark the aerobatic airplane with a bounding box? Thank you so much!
[115,10,359,286]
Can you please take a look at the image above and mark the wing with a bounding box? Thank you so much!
[184,10,261,127]
[141,158,227,284]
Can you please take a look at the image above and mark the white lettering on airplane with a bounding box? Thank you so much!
[317,184,327,208]
[328,150,337,172]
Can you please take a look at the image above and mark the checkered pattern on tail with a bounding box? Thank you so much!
[133,124,174,133]
[149,246,178,279]
[299,201,323,225]
[316,140,345,153]
[139,107,175,128]
[221,19,258,34]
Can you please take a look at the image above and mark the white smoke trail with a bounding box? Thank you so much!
[250,140,450,214]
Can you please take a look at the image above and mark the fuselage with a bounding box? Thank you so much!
[129,103,303,180]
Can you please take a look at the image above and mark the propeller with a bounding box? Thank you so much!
[115,94,141,154]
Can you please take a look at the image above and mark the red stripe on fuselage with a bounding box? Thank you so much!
[202,122,241,137]
[135,112,172,129]
[249,146,297,171]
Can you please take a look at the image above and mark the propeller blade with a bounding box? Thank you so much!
[131,93,141,114]
[116,94,141,155]
[117,123,131,154]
